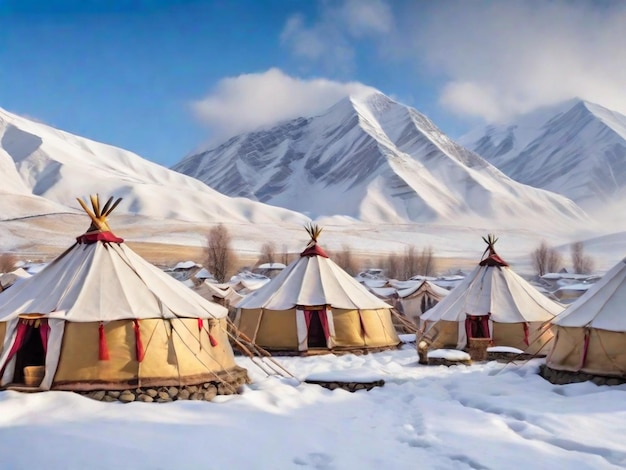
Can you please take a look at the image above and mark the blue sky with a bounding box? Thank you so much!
[1,0,625,167]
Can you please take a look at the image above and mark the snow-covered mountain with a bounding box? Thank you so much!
[0,107,308,225]
[173,91,588,230]
[459,100,626,210]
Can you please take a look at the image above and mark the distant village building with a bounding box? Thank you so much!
[253,262,286,279]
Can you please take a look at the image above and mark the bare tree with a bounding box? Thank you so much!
[258,241,277,266]
[205,224,237,283]
[418,246,436,277]
[404,245,419,279]
[383,245,437,280]
[385,253,403,280]
[571,241,594,274]
[532,241,563,276]
[281,244,290,266]
[0,253,17,273]
[334,244,359,276]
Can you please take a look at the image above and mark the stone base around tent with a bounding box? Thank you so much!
[419,348,472,367]
[304,379,384,392]
[486,351,545,363]
[265,344,401,357]
[539,364,626,386]
[426,357,472,367]
[78,366,250,403]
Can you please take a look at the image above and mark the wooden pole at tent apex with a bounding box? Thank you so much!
[481,233,499,259]
[76,194,123,233]
[304,223,323,249]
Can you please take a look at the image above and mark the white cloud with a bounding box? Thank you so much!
[403,0,626,121]
[343,0,393,37]
[280,14,328,61]
[191,68,375,140]
[280,0,394,74]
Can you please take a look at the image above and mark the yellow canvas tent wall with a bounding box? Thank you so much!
[0,196,246,391]
[546,258,626,377]
[235,226,400,352]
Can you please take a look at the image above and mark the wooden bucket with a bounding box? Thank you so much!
[23,365,45,387]
[468,338,491,361]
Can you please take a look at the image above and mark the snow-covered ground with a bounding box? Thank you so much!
[1,345,625,469]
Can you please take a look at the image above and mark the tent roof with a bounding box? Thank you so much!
[237,249,391,311]
[0,268,31,289]
[553,258,626,331]
[194,280,244,307]
[420,262,564,323]
[0,241,228,322]
[398,280,450,299]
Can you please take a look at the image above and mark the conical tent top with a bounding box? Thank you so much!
[479,234,508,266]
[76,195,124,244]
[301,223,328,258]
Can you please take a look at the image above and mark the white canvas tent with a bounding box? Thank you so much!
[546,258,626,376]
[0,195,245,391]
[420,235,564,354]
[398,280,449,325]
[235,225,400,352]
[195,281,244,307]
[0,268,31,291]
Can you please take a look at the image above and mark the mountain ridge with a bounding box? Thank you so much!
[0,106,309,226]
[459,99,626,210]
[173,91,589,231]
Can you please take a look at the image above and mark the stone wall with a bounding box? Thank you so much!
[539,364,626,386]
[268,345,400,357]
[80,366,250,403]
[426,357,471,367]
[486,352,544,363]
[304,379,384,392]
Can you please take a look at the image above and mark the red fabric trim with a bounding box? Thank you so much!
[304,310,313,330]
[2,321,31,375]
[465,315,491,339]
[99,323,110,361]
[205,319,218,347]
[133,320,144,362]
[479,254,509,267]
[523,323,530,346]
[39,319,50,354]
[300,244,329,258]
[318,310,330,341]
[481,316,491,340]
[197,318,203,350]
[77,231,124,244]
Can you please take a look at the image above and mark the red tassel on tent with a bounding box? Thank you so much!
[197,318,204,350]
[523,323,530,346]
[99,322,110,361]
[207,319,219,346]
[133,319,145,362]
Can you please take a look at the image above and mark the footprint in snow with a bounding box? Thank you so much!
[293,452,335,470]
